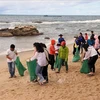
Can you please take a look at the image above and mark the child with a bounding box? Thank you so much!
[56,41,69,73]
[6,44,18,78]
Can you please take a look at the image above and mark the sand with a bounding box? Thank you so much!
[0,44,100,100]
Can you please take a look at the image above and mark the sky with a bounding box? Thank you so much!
[0,0,100,15]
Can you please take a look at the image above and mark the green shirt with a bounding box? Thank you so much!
[58,46,69,61]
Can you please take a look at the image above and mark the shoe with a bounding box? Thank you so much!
[56,71,60,73]
[13,75,17,78]
[88,72,94,76]
[9,76,13,78]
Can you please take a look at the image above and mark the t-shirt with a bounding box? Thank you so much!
[6,49,17,62]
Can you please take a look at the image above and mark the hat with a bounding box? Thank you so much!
[59,34,63,36]
[61,41,66,46]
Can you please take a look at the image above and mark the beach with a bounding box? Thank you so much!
[0,44,100,100]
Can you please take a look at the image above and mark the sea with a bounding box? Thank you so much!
[0,15,100,55]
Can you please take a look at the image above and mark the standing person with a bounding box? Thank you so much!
[84,33,88,42]
[40,43,49,82]
[94,35,100,55]
[56,41,69,73]
[49,39,56,70]
[73,35,81,55]
[58,34,65,44]
[6,44,18,78]
[30,42,47,85]
[90,31,95,41]
[87,41,98,76]
[78,32,86,54]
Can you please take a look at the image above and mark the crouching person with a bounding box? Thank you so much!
[56,41,69,73]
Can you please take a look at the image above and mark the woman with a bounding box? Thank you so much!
[30,42,48,85]
[80,44,90,74]
[86,41,98,76]
[40,43,49,82]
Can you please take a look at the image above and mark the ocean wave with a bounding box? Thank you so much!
[68,19,100,23]
[41,21,65,24]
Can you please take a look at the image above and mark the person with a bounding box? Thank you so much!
[56,41,69,73]
[80,44,90,74]
[78,32,86,53]
[98,35,100,55]
[94,35,100,56]
[90,31,95,41]
[73,35,81,55]
[6,44,18,78]
[84,33,88,42]
[54,43,60,69]
[86,41,98,76]
[58,34,65,44]
[40,43,49,82]
[49,39,56,70]
[30,42,47,85]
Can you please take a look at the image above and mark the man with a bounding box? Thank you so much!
[56,41,69,73]
[6,44,18,78]
[90,31,95,41]
[58,34,65,44]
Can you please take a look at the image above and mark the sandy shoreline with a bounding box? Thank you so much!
[0,44,100,100]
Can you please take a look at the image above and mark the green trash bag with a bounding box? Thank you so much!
[72,47,80,62]
[54,55,59,69]
[26,60,37,81]
[15,57,27,76]
[80,59,90,74]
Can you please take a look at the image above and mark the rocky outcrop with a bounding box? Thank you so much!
[0,25,43,37]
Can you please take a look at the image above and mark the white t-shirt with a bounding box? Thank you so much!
[6,49,17,62]
[31,52,48,66]
[55,45,60,54]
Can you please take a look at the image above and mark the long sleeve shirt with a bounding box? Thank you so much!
[83,46,98,60]
[58,46,69,61]
[31,52,48,66]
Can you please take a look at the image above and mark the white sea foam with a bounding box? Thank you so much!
[68,19,100,23]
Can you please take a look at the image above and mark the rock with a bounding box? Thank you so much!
[0,32,13,37]
[0,25,42,37]
[34,21,42,23]
[44,37,50,39]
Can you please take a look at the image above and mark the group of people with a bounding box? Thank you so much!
[6,32,100,85]
[73,31,100,76]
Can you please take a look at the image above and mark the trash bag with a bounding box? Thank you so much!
[80,59,90,74]
[15,57,26,76]
[26,60,37,81]
[54,55,59,68]
[72,47,80,62]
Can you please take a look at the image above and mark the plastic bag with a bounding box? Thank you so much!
[80,59,90,74]
[26,60,37,81]
[72,47,80,62]
[15,57,26,76]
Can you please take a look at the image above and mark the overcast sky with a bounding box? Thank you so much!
[0,0,100,15]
